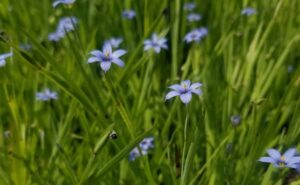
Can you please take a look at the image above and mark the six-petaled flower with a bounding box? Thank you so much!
[241,8,256,16]
[36,88,58,101]
[184,27,208,43]
[0,52,13,67]
[165,80,202,104]
[122,10,136,19]
[259,148,300,169]
[88,43,127,72]
[52,0,75,8]
[144,34,168,53]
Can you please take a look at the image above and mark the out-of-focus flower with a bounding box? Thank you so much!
[230,115,241,126]
[48,17,78,42]
[187,13,201,22]
[19,44,32,51]
[144,33,168,53]
[184,27,208,43]
[241,8,256,16]
[122,10,136,19]
[129,137,154,161]
[288,65,294,73]
[4,130,11,138]
[88,43,127,72]
[259,148,300,169]
[105,37,123,48]
[165,80,202,104]
[184,2,196,11]
[0,52,13,67]
[52,0,75,8]
[36,88,58,101]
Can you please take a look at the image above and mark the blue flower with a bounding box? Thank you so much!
[184,27,208,43]
[230,115,241,126]
[187,13,202,22]
[0,52,13,67]
[184,2,196,11]
[48,17,78,42]
[122,10,136,19]
[165,80,202,104]
[88,43,127,72]
[241,8,256,16]
[36,88,58,101]
[104,37,123,48]
[144,34,168,53]
[129,137,154,161]
[259,148,300,169]
[52,0,75,8]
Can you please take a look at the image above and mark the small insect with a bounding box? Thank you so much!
[109,130,118,140]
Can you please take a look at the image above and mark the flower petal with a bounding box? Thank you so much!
[258,157,276,164]
[180,92,192,104]
[113,49,127,58]
[112,58,125,67]
[190,82,202,89]
[165,91,180,100]
[191,89,202,95]
[90,50,103,57]
[168,84,181,91]
[0,60,6,67]
[283,148,297,160]
[181,80,191,87]
[153,46,161,53]
[267,149,281,160]
[144,45,152,51]
[103,43,112,54]
[100,62,111,72]
[88,57,100,63]
[287,157,300,164]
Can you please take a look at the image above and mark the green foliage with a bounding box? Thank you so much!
[1,0,300,184]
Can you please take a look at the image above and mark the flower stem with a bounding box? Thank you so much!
[181,105,189,184]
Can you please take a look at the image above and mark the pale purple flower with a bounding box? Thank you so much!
[48,17,78,42]
[241,8,256,16]
[184,2,196,11]
[88,43,127,72]
[230,115,241,126]
[259,148,300,169]
[0,52,13,67]
[144,34,168,53]
[187,13,202,22]
[36,88,58,101]
[288,65,294,73]
[122,10,136,19]
[52,0,75,8]
[19,44,32,51]
[165,80,202,104]
[184,27,208,43]
[129,137,154,161]
[104,37,123,48]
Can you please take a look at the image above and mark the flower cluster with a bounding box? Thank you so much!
[48,17,78,42]
[144,34,168,54]
[0,52,13,67]
[129,137,154,161]
[184,27,208,43]
[259,148,300,170]
[166,80,202,104]
[88,43,127,72]
[52,0,75,8]
[36,88,58,101]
